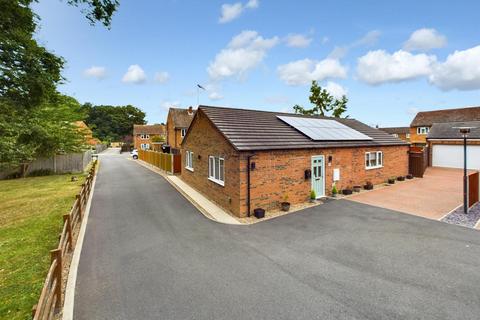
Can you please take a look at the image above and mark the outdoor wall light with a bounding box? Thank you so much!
[250,162,256,170]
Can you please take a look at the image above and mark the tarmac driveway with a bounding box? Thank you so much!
[74,154,480,320]
[348,167,468,220]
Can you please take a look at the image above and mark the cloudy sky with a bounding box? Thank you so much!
[33,0,480,126]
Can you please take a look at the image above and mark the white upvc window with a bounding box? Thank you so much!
[185,151,194,171]
[417,127,429,135]
[208,156,225,186]
[392,133,399,138]
[141,143,150,150]
[181,128,187,137]
[140,134,150,139]
[365,151,383,169]
[406,133,411,138]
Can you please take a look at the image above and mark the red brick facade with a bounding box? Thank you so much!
[181,111,410,218]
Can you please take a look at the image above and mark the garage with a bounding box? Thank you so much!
[432,144,480,169]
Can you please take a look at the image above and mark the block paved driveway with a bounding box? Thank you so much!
[348,167,469,220]
[74,153,480,320]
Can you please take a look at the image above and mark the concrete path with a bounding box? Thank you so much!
[74,154,480,320]
[348,167,468,220]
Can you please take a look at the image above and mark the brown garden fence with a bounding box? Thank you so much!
[409,147,429,178]
[469,171,479,207]
[138,149,181,174]
[32,160,98,320]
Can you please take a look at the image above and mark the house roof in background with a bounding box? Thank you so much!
[378,127,410,135]
[168,108,196,128]
[133,124,166,135]
[198,105,408,151]
[410,106,480,127]
[427,121,480,139]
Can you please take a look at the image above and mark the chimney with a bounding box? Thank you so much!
[188,106,193,115]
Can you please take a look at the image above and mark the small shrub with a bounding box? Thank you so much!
[332,185,338,195]
[27,169,54,177]
[4,171,22,180]
[310,190,316,199]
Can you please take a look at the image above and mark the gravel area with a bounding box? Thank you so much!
[442,202,480,228]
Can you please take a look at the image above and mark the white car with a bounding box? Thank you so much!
[130,149,138,160]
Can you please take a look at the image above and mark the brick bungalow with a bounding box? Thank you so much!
[378,127,411,143]
[181,106,409,218]
[133,124,166,150]
[410,106,480,146]
[166,107,196,152]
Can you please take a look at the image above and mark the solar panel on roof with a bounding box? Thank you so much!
[277,116,373,141]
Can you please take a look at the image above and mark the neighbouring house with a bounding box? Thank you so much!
[166,107,196,152]
[378,127,411,142]
[427,121,480,170]
[133,124,166,150]
[410,106,480,146]
[75,121,100,146]
[180,106,409,218]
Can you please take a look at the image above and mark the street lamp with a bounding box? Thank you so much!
[454,127,475,214]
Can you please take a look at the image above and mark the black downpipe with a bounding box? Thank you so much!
[247,155,252,217]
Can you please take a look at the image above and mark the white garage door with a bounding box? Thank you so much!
[432,144,480,169]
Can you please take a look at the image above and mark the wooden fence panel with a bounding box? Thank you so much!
[469,172,479,207]
[173,154,182,174]
[409,152,426,178]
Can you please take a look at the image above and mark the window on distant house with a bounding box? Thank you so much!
[392,133,399,138]
[185,151,194,171]
[141,143,150,150]
[140,134,150,139]
[208,156,225,186]
[181,128,187,137]
[365,151,383,169]
[406,133,410,138]
[417,127,429,135]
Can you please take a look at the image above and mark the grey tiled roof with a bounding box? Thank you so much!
[410,106,480,127]
[378,127,410,134]
[199,105,408,151]
[428,121,480,139]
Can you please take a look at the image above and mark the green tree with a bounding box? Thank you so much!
[293,80,348,118]
[82,104,146,142]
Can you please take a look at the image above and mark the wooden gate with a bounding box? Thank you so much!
[409,147,428,178]
[469,171,479,207]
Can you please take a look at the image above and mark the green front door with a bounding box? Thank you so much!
[311,156,325,198]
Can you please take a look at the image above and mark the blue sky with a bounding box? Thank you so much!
[32,0,480,127]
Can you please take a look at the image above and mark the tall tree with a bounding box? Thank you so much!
[293,80,348,118]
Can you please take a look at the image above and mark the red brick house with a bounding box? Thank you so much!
[166,107,196,151]
[181,106,409,218]
[133,124,166,150]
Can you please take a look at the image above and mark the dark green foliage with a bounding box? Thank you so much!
[27,168,54,177]
[293,80,348,118]
[82,103,146,142]
[67,0,119,27]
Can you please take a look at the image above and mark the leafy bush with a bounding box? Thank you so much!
[310,189,316,199]
[27,169,54,177]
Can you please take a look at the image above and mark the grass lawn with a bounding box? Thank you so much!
[0,173,87,320]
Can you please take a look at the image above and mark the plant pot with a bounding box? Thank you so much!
[388,179,396,184]
[406,174,414,179]
[332,193,338,198]
[253,208,265,219]
[397,176,405,181]
[281,202,291,212]
[353,185,362,193]
[364,184,374,190]
[342,189,353,195]
[310,198,316,203]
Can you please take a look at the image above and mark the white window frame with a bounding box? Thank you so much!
[406,133,410,138]
[392,133,399,138]
[140,134,150,139]
[181,128,187,138]
[417,127,429,135]
[185,151,194,172]
[365,151,383,169]
[208,156,225,186]
[141,143,150,150]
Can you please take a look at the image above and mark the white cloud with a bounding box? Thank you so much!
[277,58,347,86]
[356,50,436,85]
[321,36,329,44]
[122,65,146,84]
[328,30,381,59]
[285,34,312,48]
[404,28,447,52]
[324,81,347,98]
[208,30,279,80]
[208,91,224,100]
[160,101,181,110]
[219,0,259,23]
[406,107,419,116]
[84,66,107,79]
[429,45,480,90]
[154,71,170,84]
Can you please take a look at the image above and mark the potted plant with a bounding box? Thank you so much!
[353,185,362,193]
[364,181,374,190]
[388,177,396,184]
[406,174,414,179]
[342,187,353,195]
[397,176,405,181]
[310,190,316,203]
[253,208,265,219]
[281,195,290,211]
[331,184,338,198]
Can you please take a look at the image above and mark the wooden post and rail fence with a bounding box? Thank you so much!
[138,149,182,174]
[31,160,98,320]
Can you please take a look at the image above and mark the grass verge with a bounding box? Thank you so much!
[0,173,87,320]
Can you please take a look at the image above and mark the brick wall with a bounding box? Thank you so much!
[180,111,242,216]
[134,134,164,150]
[166,113,185,149]
[410,127,429,145]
